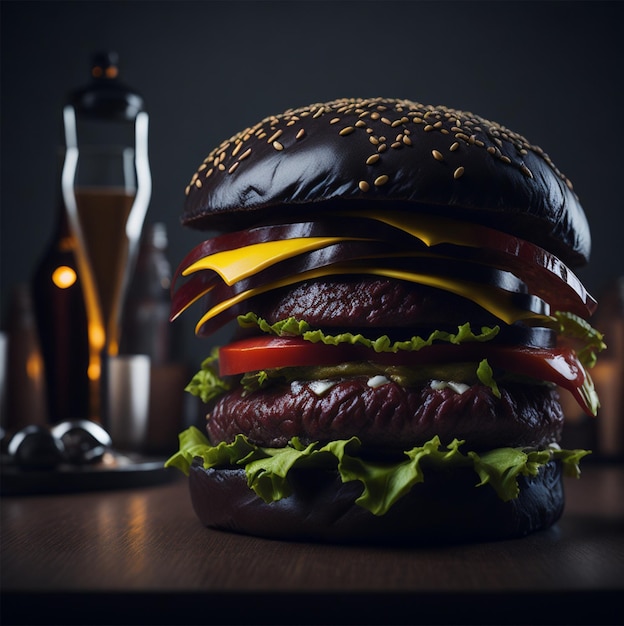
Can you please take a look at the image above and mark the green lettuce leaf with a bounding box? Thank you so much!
[237,312,500,352]
[165,427,590,515]
[476,359,501,398]
[553,311,606,368]
[184,346,231,403]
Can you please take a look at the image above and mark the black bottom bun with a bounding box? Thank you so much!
[188,459,564,544]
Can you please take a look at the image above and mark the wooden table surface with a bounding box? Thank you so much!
[1,462,623,625]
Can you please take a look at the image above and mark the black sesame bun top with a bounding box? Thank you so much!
[183,97,590,266]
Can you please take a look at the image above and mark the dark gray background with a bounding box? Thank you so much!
[2,0,623,368]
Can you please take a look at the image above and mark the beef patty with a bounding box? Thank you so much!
[249,277,501,329]
[206,379,563,452]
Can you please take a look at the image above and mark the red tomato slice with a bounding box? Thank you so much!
[218,336,595,415]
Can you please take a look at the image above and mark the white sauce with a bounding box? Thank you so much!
[430,379,470,394]
[308,379,336,397]
[367,375,390,389]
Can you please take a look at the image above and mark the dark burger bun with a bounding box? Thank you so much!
[188,459,565,544]
[183,97,590,266]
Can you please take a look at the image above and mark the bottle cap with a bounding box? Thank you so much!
[68,51,145,121]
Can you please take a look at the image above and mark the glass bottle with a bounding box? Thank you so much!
[120,222,172,366]
[61,51,151,427]
[31,195,90,424]
[5,285,48,431]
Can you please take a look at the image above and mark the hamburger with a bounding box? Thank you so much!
[166,97,604,543]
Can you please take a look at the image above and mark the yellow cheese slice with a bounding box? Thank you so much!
[342,210,484,248]
[194,263,551,334]
[182,237,352,286]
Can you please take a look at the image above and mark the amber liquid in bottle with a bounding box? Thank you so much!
[74,187,136,352]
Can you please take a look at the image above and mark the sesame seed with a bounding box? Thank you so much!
[391,119,403,128]
[205,168,213,178]
[521,164,534,178]
[377,143,387,153]
[355,120,367,128]
[433,121,443,129]
[267,129,283,144]
[231,142,242,157]
[366,154,380,165]
[330,117,341,125]
[218,163,225,171]
[370,112,380,120]
[374,174,389,186]
[453,166,465,179]
[391,141,402,149]
[239,147,252,160]
[228,161,240,174]
[487,146,497,155]
[339,126,356,136]
[195,178,203,188]
[500,155,512,164]
[369,136,380,145]
[403,136,412,146]
[432,149,444,161]
[358,180,370,192]
[424,124,434,132]
[450,142,459,152]
[296,128,306,140]
[272,141,284,151]
[381,117,392,125]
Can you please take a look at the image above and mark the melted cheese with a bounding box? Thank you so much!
[182,236,349,285]
[343,210,492,248]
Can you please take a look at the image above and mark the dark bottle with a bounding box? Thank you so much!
[6,284,48,431]
[120,222,172,366]
[31,202,90,424]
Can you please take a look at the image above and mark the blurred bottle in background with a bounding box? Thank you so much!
[592,277,624,460]
[31,196,90,424]
[560,276,624,459]
[121,222,172,364]
[121,222,188,455]
[5,285,48,431]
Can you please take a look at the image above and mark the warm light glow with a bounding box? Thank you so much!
[26,351,44,380]
[88,322,106,352]
[52,265,77,289]
[87,362,101,381]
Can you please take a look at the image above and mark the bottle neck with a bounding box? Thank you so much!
[52,202,78,254]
